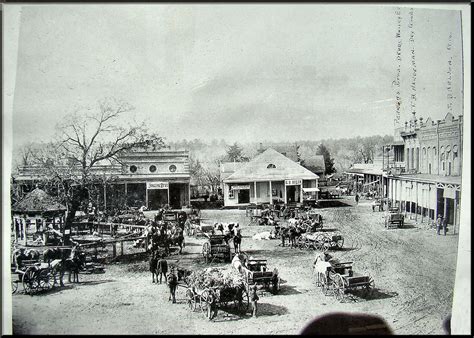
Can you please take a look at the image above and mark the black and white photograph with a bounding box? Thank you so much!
[2,3,471,335]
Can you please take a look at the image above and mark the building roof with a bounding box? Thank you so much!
[224,148,319,183]
[12,188,67,213]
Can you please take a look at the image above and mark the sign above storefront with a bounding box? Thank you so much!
[285,179,302,186]
[147,182,169,190]
[231,185,250,190]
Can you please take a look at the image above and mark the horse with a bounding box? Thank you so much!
[168,226,185,254]
[149,250,159,283]
[51,246,86,285]
[43,247,71,264]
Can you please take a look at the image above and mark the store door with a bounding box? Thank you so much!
[147,190,168,210]
[238,189,250,204]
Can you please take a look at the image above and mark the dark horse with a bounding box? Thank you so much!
[47,247,86,286]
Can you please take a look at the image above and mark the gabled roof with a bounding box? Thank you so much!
[12,188,67,213]
[224,148,319,183]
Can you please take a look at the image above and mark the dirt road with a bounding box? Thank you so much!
[12,197,458,334]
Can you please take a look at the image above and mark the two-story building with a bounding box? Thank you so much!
[385,112,463,229]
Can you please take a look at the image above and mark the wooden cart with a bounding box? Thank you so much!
[242,258,280,294]
[202,234,231,263]
[314,258,374,302]
[298,232,344,251]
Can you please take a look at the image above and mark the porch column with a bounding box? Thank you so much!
[434,187,439,220]
[254,182,257,203]
[269,181,273,205]
[453,191,458,235]
[145,188,149,209]
[300,182,303,203]
[124,183,128,207]
[103,183,107,211]
[443,195,448,223]
[415,181,418,222]
[167,186,170,206]
[283,181,287,204]
[420,187,424,223]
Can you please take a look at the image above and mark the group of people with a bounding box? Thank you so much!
[436,214,449,236]
[214,223,243,254]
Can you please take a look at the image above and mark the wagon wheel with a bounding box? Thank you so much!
[22,267,38,295]
[199,289,210,312]
[297,237,305,249]
[364,276,375,297]
[186,288,196,311]
[321,237,331,252]
[332,274,346,302]
[304,238,312,250]
[202,242,211,263]
[38,269,54,290]
[314,234,325,251]
[235,287,249,313]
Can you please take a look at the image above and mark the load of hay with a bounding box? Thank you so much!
[186,266,245,290]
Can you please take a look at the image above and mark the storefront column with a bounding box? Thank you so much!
[283,181,287,204]
[415,182,418,222]
[254,182,257,203]
[103,184,107,211]
[124,183,128,206]
[300,183,303,203]
[145,189,149,208]
[453,193,458,234]
[434,188,439,220]
[167,187,170,206]
[443,196,448,223]
[269,181,273,205]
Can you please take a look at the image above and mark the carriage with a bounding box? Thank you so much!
[314,257,374,302]
[297,232,344,251]
[183,283,249,315]
[241,258,280,294]
[11,260,59,295]
[384,207,405,229]
[202,234,232,263]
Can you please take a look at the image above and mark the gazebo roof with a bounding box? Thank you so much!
[12,188,67,213]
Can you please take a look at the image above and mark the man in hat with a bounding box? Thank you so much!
[436,214,443,235]
[442,216,448,236]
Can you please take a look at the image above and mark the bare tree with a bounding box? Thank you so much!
[16,98,165,244]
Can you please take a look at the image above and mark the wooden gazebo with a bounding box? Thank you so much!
[12,188,67,246]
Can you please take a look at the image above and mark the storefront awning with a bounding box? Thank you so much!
[302,188,320,193]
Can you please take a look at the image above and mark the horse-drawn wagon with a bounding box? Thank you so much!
[384,207,405,229]
[297,232,344,251]
[202,234,231,263]
[241,258,280,294]
[181,267,249,317]
[314,256,374,302]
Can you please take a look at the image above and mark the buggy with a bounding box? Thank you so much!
[241,258,280,294]
[297,232,344,251]
[384,207,405,229]
[314,257,374,302]
[202,234,232,263]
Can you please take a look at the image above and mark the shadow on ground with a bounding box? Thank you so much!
[344,288,398,302]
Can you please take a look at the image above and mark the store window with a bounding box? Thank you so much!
[129,165,137,173]
[267,164,276,169]
[228,187,235,199]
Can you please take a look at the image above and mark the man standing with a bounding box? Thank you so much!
[167,268,178,303]
[250,284,259,318]
[207,291,218,321]
[442,217,448,236]
[436,214,443,235]
[355,193,360,205]
[157,255,168,284]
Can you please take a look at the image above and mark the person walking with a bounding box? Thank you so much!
[167,268,178,303]
[436,214,443,235]
[157,255,168,284]
[442,217,448,236]
[355,194,360,205]
[250,284,259,318]
[207,290,218,321]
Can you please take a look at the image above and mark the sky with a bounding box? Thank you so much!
[7,4,464,151]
